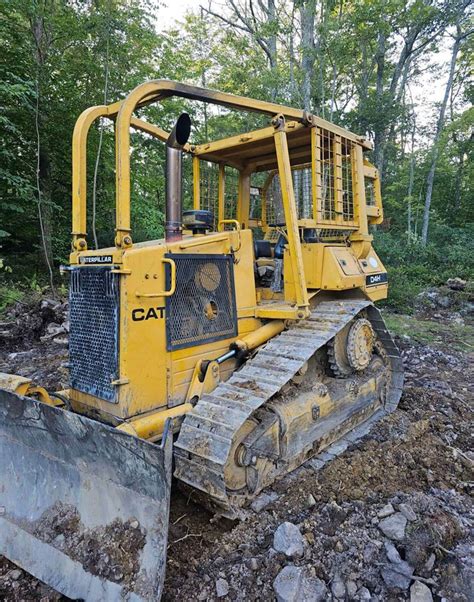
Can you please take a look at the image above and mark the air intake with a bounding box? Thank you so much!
[165,254,238,350]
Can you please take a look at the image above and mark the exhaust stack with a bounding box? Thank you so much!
[165,113,192,241]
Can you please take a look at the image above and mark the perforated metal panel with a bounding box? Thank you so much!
[69,267,119,402]
[166,254,237,350]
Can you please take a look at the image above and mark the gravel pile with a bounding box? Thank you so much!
[164,339,473,601]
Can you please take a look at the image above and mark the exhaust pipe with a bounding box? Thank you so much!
[165,113,192,241]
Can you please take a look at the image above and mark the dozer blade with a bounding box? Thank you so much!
[0,388,173,601]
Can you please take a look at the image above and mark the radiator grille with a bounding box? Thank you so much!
[69,267,119,402]
[166,254,238,350]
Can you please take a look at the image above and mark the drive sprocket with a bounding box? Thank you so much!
[328,317,375,377]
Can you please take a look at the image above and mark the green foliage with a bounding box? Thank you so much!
[374,224,474,312]
[0,0,471,319]
[0,285,24,314]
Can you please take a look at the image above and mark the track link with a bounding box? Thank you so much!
[174,300,403,515]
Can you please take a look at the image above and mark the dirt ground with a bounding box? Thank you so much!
[0,297,472,601]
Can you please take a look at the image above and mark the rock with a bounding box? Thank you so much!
[53,533,65,546]
[378,503,395,518]
[9,569,22,581]
[273,566,327,602]
[399,503,416,522]
[424,553,436,573]
[46,322,62,335]
[357,586,372,600]
[250,491,278,512]
[410,580,433,602]
[363,542,379,563]
[215,578,229,598]
[273,566,301,602]
[437,295,451,308]
[384,541,402,564]
[450,313,464,325]
[273,522,304,557]
[378,512,407,541]
[306,493,316,508]
[41,298,56,309]
[381,564,413,590]
[382,541,414,590]
[304,531,315,545]
[460,301,474,316]
[446,277,466,291]
[331,573,346,599]
[247,557,260,571]
[198,589,209,601]
[347,580,358,598]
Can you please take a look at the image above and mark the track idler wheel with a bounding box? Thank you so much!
[328,318,375,377]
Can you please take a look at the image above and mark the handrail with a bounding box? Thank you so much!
[218,219,242,252]
[71,105,109,250]
[71,109,186,251]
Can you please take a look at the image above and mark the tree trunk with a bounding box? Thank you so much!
[373,31,386,173]
[407,124,416,239]
[453,149,465,212]
[358,40,370,132]
[299,0,316,111]
[267,0,277,69]
[288,3,297,104]
[32,12,55,291]
[421,28,462,245]
[328,0,343,121]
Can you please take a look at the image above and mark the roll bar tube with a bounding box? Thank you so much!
[71,79,356,251]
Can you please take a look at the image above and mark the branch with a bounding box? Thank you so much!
[200,6,250,34]
[257,0,269,18]
[229,0,258,33]
[457,27,474,41]
[205,1,273,64]
[249,0,260,29]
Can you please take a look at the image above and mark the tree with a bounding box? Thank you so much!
[1,0,472,292]
[202,1,280,97]
[421,8,472,244]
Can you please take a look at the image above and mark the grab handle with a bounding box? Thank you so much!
[218,219,241,252]
[135,258,176,298]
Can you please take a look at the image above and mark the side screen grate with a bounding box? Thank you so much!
[166,254,238,350]
[69,267,119,402]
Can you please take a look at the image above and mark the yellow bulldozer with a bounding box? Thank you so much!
[0,80,403,600]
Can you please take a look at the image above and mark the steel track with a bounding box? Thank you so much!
[174,300,404,515]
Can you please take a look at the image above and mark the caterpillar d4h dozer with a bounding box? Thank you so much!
[0,81,403,600]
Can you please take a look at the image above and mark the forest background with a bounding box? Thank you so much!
[0,0,472,312]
